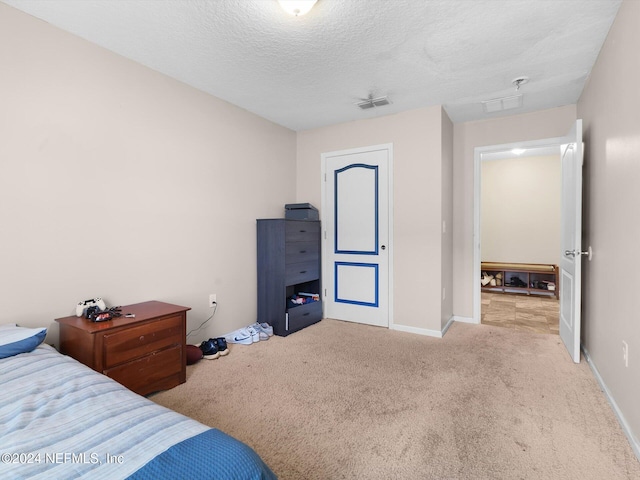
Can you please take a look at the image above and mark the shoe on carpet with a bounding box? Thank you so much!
[199,339,220,360]
[259,322,273,337]
[226,328,253,345]
[246,326,261,343]
[214,337,229,356]
[249,322,272,340]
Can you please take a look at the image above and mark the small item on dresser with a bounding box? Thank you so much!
[284,203,319,220]
[87,306,122,322]
[76,297,106,317]
[91,312,113,322]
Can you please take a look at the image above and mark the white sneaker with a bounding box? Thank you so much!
[250,322,273,340]
[225,328,253,345]
[259,322,274,337]
[246,325,261,343]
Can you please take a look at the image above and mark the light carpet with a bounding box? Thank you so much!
[150,319,640,479]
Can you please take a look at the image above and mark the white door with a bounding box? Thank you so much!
[559,119,584,363]
[321,144,391,327]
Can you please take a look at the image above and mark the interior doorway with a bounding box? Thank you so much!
[474,138,563,334]
[474,140,563,335]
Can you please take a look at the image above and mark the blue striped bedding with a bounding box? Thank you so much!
[0,344,276,479]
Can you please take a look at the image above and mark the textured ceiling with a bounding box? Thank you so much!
[2,0,622,131]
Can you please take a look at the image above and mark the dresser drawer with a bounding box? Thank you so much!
[287,301,322,333]
[103,315,183,369]
[104,345,182,396]
[285,260,319,285]
[285,221,320,243]
[285,241,319,264]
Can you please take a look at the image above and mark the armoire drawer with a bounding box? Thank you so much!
[285,221,320,243]
[285,260,319,285]
[287,301,322,332]
[285,241,320,264]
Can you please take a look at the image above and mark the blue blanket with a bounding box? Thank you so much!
[0,345,276,479]
[129,429,276,480]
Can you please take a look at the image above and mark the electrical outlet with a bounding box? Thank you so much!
[623,341,629,367]
[209,294,217,308]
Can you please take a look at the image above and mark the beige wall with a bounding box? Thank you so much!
[296,106,448,333]
[452,105,576,319]
[577,0,640,450]
[481,155,561,265]
[0,4,297,345]
[440,109,454,329]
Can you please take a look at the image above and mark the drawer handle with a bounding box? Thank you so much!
[299,230,307,233]
[303,312,310,316]
[300,270,307,274]
[300,250,307,253]
[139,336,144,341]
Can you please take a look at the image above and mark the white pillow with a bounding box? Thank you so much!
[0,324,47,359]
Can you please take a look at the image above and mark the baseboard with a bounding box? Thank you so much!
[441,316,455,337]
[582,345,640,462]
[387,315,478,338]
[452,315,478,324]
[391,323,445,338]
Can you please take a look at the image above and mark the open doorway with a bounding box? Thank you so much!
[474,141,563,334]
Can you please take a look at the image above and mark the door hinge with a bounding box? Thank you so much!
[324,173,327,182]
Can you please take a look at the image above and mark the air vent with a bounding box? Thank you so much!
[481,94,523,114]
[356,95,391,110]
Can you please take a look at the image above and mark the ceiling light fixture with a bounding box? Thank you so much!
[355,95,391,110]
[278,0,317,16]
[512,76,530,91]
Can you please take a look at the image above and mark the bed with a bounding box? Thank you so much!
[0,326,276,480]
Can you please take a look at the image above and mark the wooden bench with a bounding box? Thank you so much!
[481,262,559,299]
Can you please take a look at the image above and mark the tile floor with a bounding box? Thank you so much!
[481,292,559,335]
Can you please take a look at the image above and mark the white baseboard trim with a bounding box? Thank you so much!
[387,315,481,339]
[452,315,478,324]
[391,323,444,338]
[441,316,455,337]
[582,345,640,462]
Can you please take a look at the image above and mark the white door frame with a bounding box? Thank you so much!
[321,143,394,328]
[472,136,567,324]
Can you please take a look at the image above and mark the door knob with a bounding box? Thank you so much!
[564,246,593,261]
[381,245,386,250]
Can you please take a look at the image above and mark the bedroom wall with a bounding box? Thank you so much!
[577,0,640,452]
[440,108,454,330]
[0,4,297,345]
[481,154,561,265]
[296,106,450,334]
[452,105,576,320]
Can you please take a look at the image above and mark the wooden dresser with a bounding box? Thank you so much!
[55,301,189,396]
[257,219,322,336]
